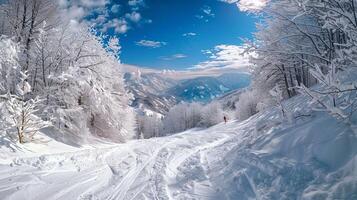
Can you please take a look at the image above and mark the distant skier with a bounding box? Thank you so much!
[223,116,227,124]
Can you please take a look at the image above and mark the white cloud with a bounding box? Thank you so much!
[125,11,141,22]
[90,14,107,24]
[102,19,130,34]
[66,6,86,21]
[57,0,145,35]
[238,0,268,11]
[58,1,145,35]
[128,0,145,10]
[183,32,197,37]
[173,54,187,58]
[128,0,144,6]
[58,0,109,22]
[78,0,108,8]
[220,0,268,12]
[111,4,120,13]
[194,45,255,71]
[136,40,167,48]
[202,5,214,17]
[115,24,129,34]
[161,54,187,60]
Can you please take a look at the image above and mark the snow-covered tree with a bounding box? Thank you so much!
[137,114,163,139]
[162,102,203,135]
[297,63,357,122]
[201,102,224,127]
[107,36,121,61]
[4,71,49,143]
[44,25,135,142]
[0,0,58,71]
[269,85,286,118]
[0,0,136,143]
[158,101,227,136]
[0,36,20,93]
[235,90,259,121]
[242,0,357,122]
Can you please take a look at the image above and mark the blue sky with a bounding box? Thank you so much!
[118,0,258,69]
[59,0,265,71]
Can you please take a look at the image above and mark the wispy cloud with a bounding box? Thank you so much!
[136,40,167,48]
[182,32,197,37]
[122,64,251,80]
[160,54,187,60]
[220,0,268,12]
[202,5,214,17]
[196,5,215,22]
[145,19,153,24]
[194,45,255,71]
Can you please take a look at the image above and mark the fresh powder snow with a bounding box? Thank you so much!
[1,95,356,200]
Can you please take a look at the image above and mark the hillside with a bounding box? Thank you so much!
[216,88,245,109]
[166,73,250,103]
[1,94,356,199]
[124,72,178,115]
[167,76,230,102]
[124,71,251,115]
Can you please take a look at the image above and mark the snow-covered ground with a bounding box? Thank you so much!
[1,95,357,200]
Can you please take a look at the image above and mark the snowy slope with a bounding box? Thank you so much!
[1,94,357,200]
[216,88,245,109]
[124,72,178,115]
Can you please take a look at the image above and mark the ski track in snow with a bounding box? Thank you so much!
[0,121,245,200]
[1,95,357,200]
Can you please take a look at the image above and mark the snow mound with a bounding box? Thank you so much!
[0,95,356,199]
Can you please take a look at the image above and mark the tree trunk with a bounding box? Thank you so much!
[281,64,291,98]
[41,48,47,87]
[289,67,296,96]
[24,1,38,71]
[294,63,301,86]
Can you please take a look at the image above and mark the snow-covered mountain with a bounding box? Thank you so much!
[124,72,178,115]
[167,76,230,102]
[217,73,251,90]
[124,71,251,115]
[167,73,250,102]
[1,93,356,199]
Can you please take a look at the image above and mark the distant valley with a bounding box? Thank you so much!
[124,70,251,115]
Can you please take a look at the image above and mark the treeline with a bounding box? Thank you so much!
[137,102,234,139]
